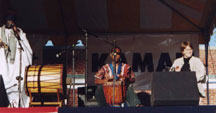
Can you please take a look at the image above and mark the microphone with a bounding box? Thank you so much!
[12,24,21,40]
[170,67,175,72]
[81,29,98,38]
[56,49,67,58]
[111,52,117,56]
[56,52,62,58]
[56,44,76,58]
[11,23,15,27]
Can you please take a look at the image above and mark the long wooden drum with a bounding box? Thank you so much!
[25,64,64,96]
[103,81,126,105]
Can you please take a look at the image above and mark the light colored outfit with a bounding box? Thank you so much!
[171,56,206,97]
[0,25,33,107]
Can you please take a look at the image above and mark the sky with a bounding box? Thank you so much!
[199,28,216,49]
[208,28,216,47]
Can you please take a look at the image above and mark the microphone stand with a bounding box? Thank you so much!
[14,29,24,108]
[80,29,89,105]
[112,40,116,106]
[56,44,77,106]
[84,30,88,104]
[72,45,76,107]
[66,44,76,107]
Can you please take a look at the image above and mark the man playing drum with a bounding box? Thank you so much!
[95,47,141,107]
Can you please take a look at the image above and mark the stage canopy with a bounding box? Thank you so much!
[0,0,215,44]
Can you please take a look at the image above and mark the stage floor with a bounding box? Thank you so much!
[1,106,216,113]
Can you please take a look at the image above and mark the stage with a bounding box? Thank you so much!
[1,106,216,113]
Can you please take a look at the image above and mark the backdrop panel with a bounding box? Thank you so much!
[88,34,199,90]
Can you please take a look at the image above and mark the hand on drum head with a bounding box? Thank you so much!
[119,76,125,82]
[104,73,114,81]
[107,77,114,82]
[107,76,121,82]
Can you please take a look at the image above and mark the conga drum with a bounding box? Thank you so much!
[25,64,64,96]
[103,81,126,105]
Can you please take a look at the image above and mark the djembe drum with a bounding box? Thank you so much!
[103,81,126,105]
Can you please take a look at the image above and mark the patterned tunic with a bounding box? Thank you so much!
[95,63,135,83]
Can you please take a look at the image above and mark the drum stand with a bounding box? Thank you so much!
[28,89,62,107]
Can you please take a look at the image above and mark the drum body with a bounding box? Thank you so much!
[25,64,64,96]
[103,81,126,105]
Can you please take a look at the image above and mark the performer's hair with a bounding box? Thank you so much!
[4,8,16,22]
[180,41,193,52]
[110,47,122,54]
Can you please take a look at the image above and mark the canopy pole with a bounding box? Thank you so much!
[205,42,209,105]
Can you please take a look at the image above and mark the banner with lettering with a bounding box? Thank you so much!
[87,34,199,90]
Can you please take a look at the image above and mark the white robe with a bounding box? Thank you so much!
[0,27,32,107]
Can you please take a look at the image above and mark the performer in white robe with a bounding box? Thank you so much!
[0,13,33,107]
